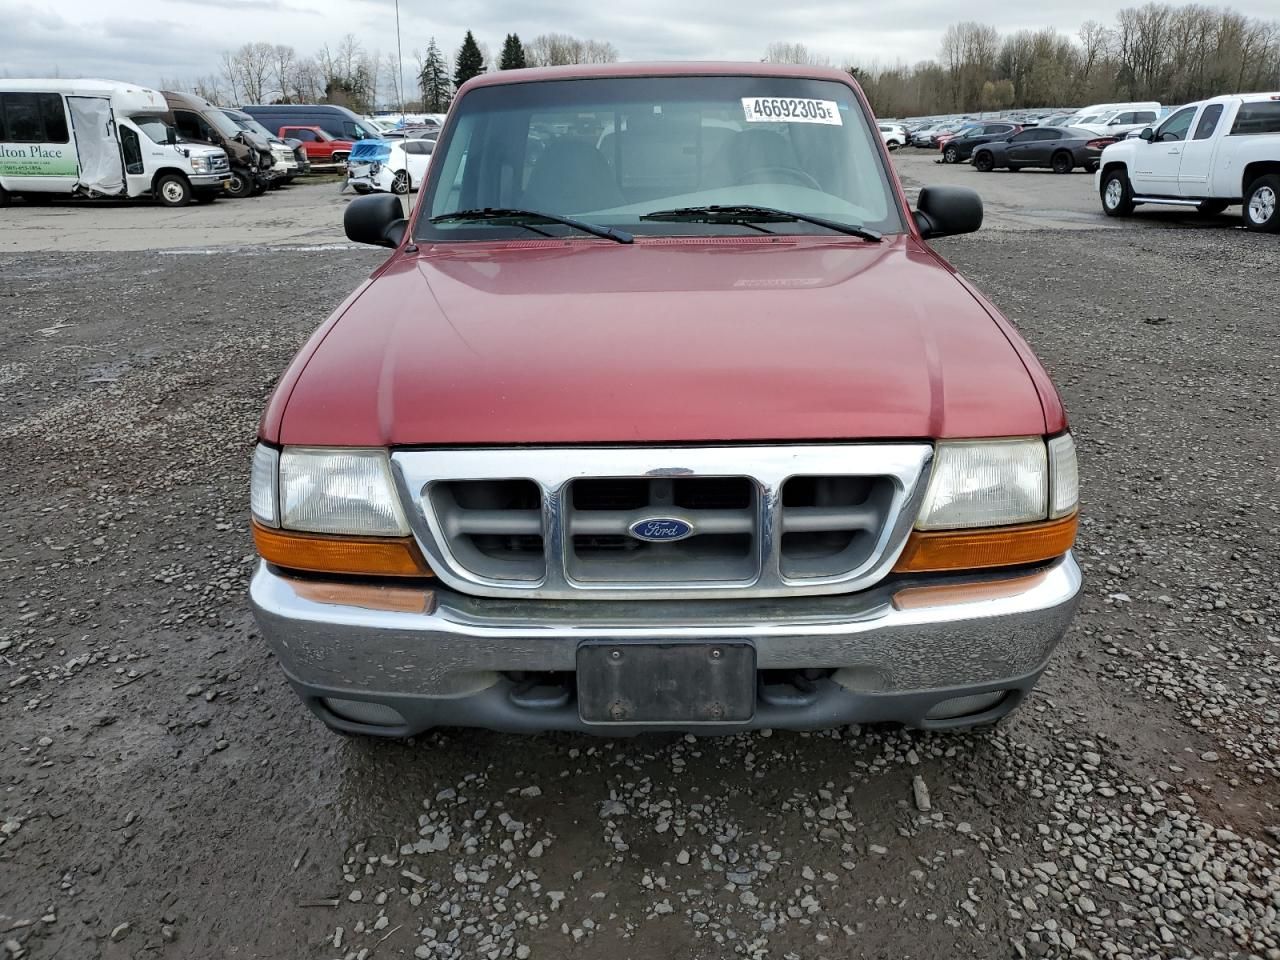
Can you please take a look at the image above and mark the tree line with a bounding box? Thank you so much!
[187,29,617,113]
[840,3,1280,117]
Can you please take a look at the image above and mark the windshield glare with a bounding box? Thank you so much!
[418,76,903,240]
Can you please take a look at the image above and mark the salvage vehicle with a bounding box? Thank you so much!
[278,125,355,165]
[221,108,301,184]
[940,121,1020,164]
[346,137,434,194]
[0,79,230,207]
[972,127,1114,174]
[249,62,1082,738]
[878,122,907,150]
[162,91,274,198]
[1098,92,1280,231]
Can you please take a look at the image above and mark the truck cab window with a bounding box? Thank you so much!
[120,126,144,175]
[1193,104,1224,141]
[1155,107,1195,142]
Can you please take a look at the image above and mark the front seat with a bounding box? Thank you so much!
[523,140,625,214]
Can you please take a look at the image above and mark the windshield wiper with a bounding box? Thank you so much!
[640,205,881,242]
[430,207,633,244]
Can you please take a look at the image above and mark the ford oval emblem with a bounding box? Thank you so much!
[628,517,694,542]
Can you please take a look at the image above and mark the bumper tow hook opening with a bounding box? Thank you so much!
[507,672,573,711]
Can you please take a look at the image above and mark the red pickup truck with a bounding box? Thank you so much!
[249,63,1081,738]
[277,125,354,164]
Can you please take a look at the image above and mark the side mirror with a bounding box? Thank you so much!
[344,194,408,248]
[166,128,177,145]
[914,185,983,239]
[1138,127,1154,141]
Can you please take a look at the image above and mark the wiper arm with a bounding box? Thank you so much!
[429,207,633,244]
[641,204,881,242]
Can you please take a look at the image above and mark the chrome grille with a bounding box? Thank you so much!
[210,155,230,175]
[393,445,933,600]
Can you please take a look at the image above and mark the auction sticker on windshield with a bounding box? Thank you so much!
[741,98,842,125]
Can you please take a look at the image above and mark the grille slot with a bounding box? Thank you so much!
[779,475,895,579]
[568,477,756,583]
[428,479,545,581]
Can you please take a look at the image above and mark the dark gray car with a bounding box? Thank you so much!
[971,126,1114,174]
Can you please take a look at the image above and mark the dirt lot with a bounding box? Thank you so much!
[0,171,1277,960]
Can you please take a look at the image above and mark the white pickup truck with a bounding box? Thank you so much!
[1097,92,1280,232]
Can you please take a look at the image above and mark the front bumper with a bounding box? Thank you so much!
[189,173,229,189]
[250,553,1082,736]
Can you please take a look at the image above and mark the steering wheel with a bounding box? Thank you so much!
[740,165,823,190]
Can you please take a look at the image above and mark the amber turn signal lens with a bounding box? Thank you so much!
[252,522,433,578]
[892,513,1078,574]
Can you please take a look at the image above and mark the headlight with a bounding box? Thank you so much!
[250,445,429,577]
[917,438,1049,530]
[190,156,211,173]
[276,448,409,536]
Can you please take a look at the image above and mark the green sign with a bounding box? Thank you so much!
[0,143,78,177]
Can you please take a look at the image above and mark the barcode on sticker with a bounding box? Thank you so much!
[741,97,842,125]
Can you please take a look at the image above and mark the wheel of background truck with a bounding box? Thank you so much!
[1195,200,1228,216]
[1101,169,1135,217]
[973,152,995,173]
[155,173,191,207]
[943,145,959,164]
[392,170,410,195]
[1051,151,1073,174]
[250,178,268,197]
[1243,175,1280,232]
[224,168,254,199]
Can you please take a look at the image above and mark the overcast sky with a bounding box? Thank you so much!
[5,0,1280,92]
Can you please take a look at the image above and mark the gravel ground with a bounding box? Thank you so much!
[0,195,1277,960]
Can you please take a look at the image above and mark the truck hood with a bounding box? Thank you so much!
[277,236,1048,446]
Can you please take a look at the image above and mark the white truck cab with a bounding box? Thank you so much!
[0,79,230,207]
[1097,92,1280,231]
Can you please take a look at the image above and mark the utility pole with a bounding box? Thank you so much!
[393,0,405,114]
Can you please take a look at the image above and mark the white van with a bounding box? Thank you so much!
[0,79,231,207]
[1070,102,1162,138]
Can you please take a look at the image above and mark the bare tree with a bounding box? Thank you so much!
[525,33,618,66]
[270,44,296,102]
[219,50,241,103]
[764,42,830,66]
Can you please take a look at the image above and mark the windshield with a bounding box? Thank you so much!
[417,75,903,241]
[134,115,177,145]
[204,108,243,139]
[238,117,276,140]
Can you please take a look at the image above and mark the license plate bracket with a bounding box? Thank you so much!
[577,641,756,724]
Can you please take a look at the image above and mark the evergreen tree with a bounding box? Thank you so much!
[454,31,486,89]
[418,37,452,112]
[499,33,527,70]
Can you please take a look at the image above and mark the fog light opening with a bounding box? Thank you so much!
[925,690,1009,721]
[322,697,406,727]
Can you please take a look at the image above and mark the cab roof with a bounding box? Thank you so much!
[460,61,859,92]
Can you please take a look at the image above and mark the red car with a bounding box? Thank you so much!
[249,62,1081,738]
[277,125,355,164]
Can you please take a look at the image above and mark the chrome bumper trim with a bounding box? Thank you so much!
[250,553,1081,700]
